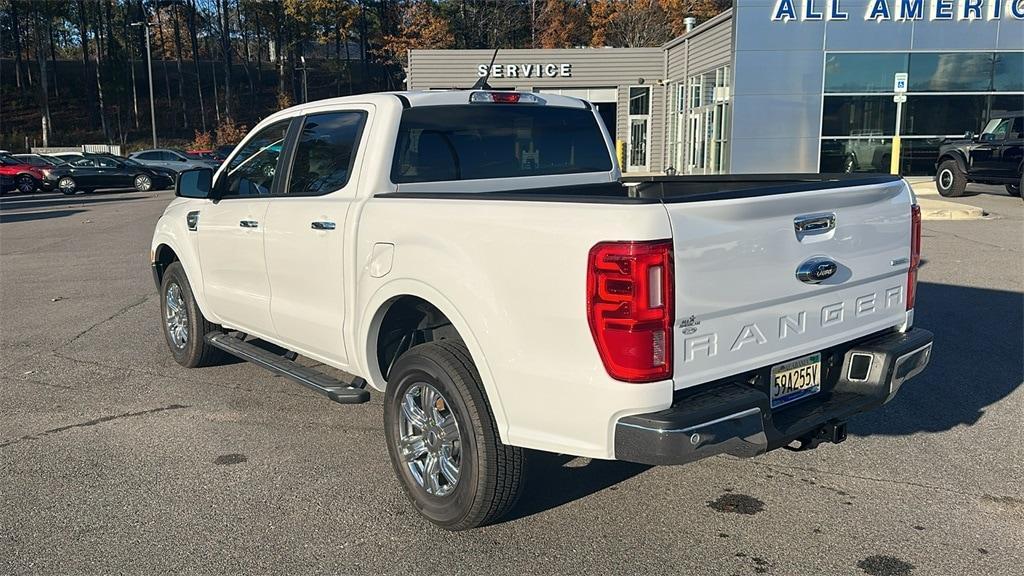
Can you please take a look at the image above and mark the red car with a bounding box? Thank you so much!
[0,154,46,195]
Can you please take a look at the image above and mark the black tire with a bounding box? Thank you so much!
[935,159,967,197]
[58,176,77,195]
[16,174,36,194]
[1006,180,1021,197]
[384,340,525,530]
[159,262,226,368]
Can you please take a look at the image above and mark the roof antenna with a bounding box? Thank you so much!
[471,47,500,90]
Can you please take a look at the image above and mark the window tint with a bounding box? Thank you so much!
[96,157,121,168]
[16,156,48,167]
[984,118,1013,140]
[994,53,1023,91]
[825,53,908,93]
[392,105,612,183]
[822,96,896,137]
[903,95,988,136]
[908,53,993,92]
[222,120,290,196]
[136,152,158,160]
[287,111,366,195]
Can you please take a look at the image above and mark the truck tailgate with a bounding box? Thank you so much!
[666,179,914,390]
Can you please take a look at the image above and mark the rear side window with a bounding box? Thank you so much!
[287,111,366,195]
[392,104,612,183]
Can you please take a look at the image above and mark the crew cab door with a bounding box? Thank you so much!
[263,107,371,365]
[973,117,1015,177]
[199,118,292,335]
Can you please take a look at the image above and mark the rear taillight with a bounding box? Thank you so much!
[907,204,922,310]
[587,240,674,383]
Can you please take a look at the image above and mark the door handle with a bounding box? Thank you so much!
[794,213,836,234]
[311,221,336,230]
[239,220,259,228]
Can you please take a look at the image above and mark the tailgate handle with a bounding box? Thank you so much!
[794,213,836,234]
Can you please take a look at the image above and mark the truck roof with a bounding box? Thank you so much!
[263,90,589,124]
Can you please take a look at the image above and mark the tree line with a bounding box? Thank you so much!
[0,0,728,151]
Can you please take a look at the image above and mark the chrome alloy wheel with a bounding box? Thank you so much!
[58,176,76,193]
[399,383,462,497]
[164,282,188,349]
[938,168,954,191]
[135,174,153,191]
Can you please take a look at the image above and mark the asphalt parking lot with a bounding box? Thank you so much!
[1,185,1022,576]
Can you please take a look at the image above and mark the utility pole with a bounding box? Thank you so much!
[132,20,158,148]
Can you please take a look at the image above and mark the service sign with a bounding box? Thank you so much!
[771,0,1024,21]
[476,63,573,79]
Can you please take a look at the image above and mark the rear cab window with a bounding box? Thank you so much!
[391,104,612,184]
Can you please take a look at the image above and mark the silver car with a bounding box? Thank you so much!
[128,149,217,173]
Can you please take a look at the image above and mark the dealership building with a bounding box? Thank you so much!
[407,0,1023,175]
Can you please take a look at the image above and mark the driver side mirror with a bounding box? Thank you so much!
[964,131,976,141]
[176,167,213,199]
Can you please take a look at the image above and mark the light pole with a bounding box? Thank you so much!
[131,21,157,148]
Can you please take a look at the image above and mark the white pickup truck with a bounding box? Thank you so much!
[151,90,933,530]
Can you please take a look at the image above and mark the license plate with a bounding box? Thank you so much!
[770,353,821,408]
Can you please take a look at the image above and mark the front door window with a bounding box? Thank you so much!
[220,120,290,197]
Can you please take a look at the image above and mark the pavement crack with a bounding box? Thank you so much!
[0,404,191,450]
[59,293,153,350]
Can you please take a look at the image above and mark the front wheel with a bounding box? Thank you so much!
[134,174,153,192]
[384,340,525,530]
[160,262,226,368]
[936,159,968,197]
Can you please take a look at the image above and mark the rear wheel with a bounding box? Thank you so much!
[16,174,36,194]
[936,159,967,197]
[160,262,226,368]
[384,340,525,530]
[134,174,153,192]
[1006,177,1021,197]
[58,176,77,195]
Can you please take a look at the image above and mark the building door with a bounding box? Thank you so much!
[627,86,651,172]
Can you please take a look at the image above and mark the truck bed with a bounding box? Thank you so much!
[381,174,904,204]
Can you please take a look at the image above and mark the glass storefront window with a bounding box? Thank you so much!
[903,95,988,136]
[994,53,1024,91]
[822,96,897,137]
[825,53,908,93]
[908,53,994,92]
[820,138,893,173]
[991,94,1024,118]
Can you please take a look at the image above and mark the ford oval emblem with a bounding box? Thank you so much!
[796,258,838,284]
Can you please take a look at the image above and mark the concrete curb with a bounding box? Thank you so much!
[907,179,987,220]
[916,196,986,220]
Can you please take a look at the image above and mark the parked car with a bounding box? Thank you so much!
[936,112,1023,198]
[0,154,48,195]
[64,153,175,193]
[12,154,78,194]
[129,148,217,173]
[151,90,933,530]
[49,152,87,165]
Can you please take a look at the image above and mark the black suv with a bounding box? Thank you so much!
[935,112,1023,198]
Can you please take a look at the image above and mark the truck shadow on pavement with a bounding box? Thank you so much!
[851,281,1023,436]
[0,191,157,213]
[0,209,88,224]
[505,452,650,522]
